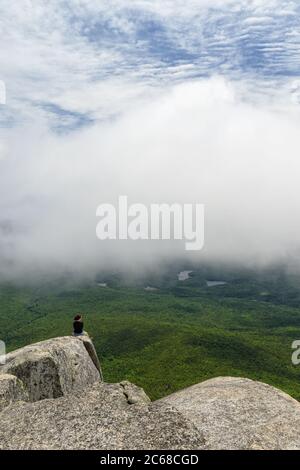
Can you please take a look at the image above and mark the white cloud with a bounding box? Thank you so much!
[243,16,273,24]
[0,0,299,128]
[1,77,300,279]
[0,1,300,279]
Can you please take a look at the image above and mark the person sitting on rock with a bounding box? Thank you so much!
[73,314,85,336]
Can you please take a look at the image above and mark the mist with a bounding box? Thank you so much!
[0,76,300,282]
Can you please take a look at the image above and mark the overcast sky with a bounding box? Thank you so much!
[0,0,300,280]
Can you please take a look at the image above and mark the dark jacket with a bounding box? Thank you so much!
[73,320,84,334]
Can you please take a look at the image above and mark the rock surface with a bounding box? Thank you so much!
[153,376,300,450]
[77,335,103,380]
[0,374,29,411]
[1,337,300,450]
[120,380,151,405]
[0,336,100,401]
[0,381,203,450]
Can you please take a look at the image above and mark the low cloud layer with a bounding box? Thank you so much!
[1,77,300,280]
[1,1,300,280]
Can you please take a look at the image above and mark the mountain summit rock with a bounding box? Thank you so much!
[1,336,300,450]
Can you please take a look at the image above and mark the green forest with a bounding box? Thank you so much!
[1,265,300,401]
